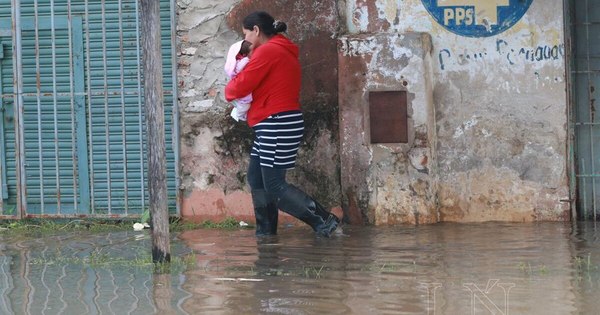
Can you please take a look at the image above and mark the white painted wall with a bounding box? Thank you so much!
[343,0,569,221]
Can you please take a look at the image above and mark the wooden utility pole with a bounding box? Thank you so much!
[139,0,170,263]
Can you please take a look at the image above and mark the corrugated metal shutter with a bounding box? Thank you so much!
[78,0,176,215]
[1,0,177,217]
[572,1,600,220]
[20,15,87,215]
[0,3,17,216]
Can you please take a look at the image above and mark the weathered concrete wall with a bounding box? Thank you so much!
[342,0,569,222]
[176,0,343,222]
[338,33,438,225]
[177,0,569,224]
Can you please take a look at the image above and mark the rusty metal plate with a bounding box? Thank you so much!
[369,91,408,143]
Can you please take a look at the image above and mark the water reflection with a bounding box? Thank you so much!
[0,232,191,314]
[570,222,600,315]
[0,222,598,314]
[178,222,600,315]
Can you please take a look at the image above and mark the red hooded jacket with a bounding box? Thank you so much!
[225,34,301,127]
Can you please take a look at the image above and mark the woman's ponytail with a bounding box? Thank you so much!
[273,20,287,33]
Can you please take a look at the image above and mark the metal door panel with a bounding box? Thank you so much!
[572,0,600,220]
[0,8,16,217]
[20,16,88,215]
[0,0,178,218]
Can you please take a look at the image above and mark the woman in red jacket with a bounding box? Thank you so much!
[225,11,339,237]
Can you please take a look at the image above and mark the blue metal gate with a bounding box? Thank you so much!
[570,0,600,220]
[0,0,178,219]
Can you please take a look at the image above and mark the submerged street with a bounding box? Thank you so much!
[0,221,598,314]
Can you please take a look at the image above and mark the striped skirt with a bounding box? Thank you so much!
[251,110,304,169]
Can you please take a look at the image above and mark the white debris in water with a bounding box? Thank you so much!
[133,223,144,231]
[213,277,264,282]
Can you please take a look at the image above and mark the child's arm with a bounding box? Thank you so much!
[235,57,250,73]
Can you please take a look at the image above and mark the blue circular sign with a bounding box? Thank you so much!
[421,0,533,37]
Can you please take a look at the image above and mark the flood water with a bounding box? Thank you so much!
[0,222,599,314]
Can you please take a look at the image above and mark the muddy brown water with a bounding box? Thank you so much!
[0,222,598,314]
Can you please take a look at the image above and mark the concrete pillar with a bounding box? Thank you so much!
[338,33,438,225]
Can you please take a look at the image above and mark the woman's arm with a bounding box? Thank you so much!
[225,47,272,101]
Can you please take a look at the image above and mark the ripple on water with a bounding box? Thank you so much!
[0,222,598,314]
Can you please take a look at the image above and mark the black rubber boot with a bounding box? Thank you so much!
[276,185,340,237]
[251,189,278,236]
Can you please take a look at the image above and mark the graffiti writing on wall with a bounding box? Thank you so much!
[438,40,565,70]
[421,0,533,37]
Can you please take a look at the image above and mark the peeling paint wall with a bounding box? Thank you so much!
[177,0,569,224]
[338,33,438,225]
[342,0,569,223]
[176,0,343,222]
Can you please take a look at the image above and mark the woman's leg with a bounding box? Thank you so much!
[250,110,338,237]
[261,166,340,237]
[259,165,288,197]
[247,157,278,236]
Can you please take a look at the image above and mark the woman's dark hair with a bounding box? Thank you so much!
[243,11,287,36]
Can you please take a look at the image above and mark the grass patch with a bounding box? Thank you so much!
[215,264,330,279]
[1,217,248,235]
[0,219,133,235]
[199,217,240,229]
[303,265,326,278]
[518,254,600,279]
[517,262,551,276]
[29,248,197,274]
[170,217,244,232]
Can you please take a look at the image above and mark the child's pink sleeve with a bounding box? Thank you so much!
[234,57,250,76]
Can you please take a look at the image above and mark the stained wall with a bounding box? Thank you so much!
[176,0,343,223]
[338,0,569,223]
[177,0,569,224]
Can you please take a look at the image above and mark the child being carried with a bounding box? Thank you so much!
[224,40,252,122]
